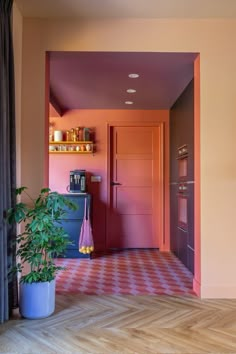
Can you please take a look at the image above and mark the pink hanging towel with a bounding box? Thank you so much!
[79,197,94,254]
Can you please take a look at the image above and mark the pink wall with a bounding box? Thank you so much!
[49,109,169,251]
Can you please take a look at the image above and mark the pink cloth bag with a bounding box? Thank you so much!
[79,198,94,254]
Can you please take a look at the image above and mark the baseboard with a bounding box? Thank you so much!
[200,284,236,298]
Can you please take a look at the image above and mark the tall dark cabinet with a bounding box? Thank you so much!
[170,80,194,274]
[59,193,91,258]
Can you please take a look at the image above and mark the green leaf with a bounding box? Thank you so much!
[16,186,28,195]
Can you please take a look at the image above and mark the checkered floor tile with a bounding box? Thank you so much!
[55,249,195,296]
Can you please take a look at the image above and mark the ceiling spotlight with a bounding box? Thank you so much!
[126,89,136,93]
[128,73,139,78]
[125,101,134,105]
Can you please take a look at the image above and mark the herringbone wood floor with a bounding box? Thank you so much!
[1,295,236,353]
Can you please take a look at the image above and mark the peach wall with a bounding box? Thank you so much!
[20,17,236,297]
[49,110,169,250]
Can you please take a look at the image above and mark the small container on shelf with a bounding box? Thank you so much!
[86,143,91,152]
[75,127,80,141]
[70,128,74,141]
[49,123,54,142]
[83,128,90,141]
[78,127,83,141]
[66,131,70,141]
[54,130,63,142]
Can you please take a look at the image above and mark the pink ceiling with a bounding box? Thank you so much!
[49,51,198,113]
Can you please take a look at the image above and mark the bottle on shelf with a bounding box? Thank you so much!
[78,127,83,141]
[83,128,90,141]
[49,124,54,142]
[72,132,77,142]
[75,127,80,141]
[70,128,74,141]
[66,130,70,141]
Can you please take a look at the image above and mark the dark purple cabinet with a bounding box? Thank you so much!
[170,80,194,274]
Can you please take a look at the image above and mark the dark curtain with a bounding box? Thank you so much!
[0,0,18,323]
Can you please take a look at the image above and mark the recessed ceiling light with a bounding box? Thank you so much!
[126,89,136,93]
[125,101,134,105]
[128,73,139,78]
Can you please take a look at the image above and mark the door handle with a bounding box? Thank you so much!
[111,181,122,186]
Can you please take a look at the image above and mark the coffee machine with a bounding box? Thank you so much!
[69,170,86,193]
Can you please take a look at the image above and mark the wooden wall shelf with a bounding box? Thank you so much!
[49,151,93,154]
[49,141,93,145]
[49,141,94,154]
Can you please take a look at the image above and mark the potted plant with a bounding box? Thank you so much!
[7,186,77,319]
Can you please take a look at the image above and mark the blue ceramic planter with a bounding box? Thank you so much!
[19,279,55,319]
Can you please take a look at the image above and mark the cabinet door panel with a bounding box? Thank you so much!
[170,184,178,254]
[187,246,194,274]
[170,81,194,182]
[177,227,188,268]
[59,220,82,249]
[170,118,178,182]
[62,194,90,219]
[187,184,194,249]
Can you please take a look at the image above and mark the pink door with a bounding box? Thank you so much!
[107,125,162,248]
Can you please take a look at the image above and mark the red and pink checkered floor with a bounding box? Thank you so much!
[55,249,195,296]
